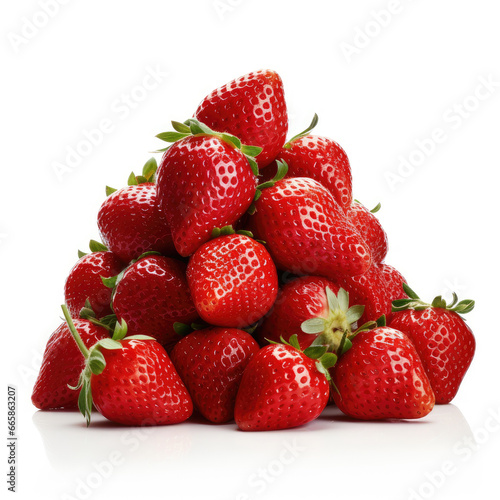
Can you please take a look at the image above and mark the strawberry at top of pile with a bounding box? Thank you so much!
[32,70,476,431]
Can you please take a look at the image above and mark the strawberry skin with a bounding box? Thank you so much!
[234,344,330,431]
[331,327,435,420]
[91,339,193,426]
[97,183,176,264]
[389,308,476,404]
[187,234,278,328]
[64,251,124,319]
[337,263,407,323]
[250,177,372,278]
[113,256,198,349]
[347,201,388,264]
[170,328,260,423]
[275,135,352,209]
[157,135,257,257]
[32,320,108,410]
[258,276,340,349]
[195,70,288,168]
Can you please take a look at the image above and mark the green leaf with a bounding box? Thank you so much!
[241,145,262,157]
[337,288,350,312]
[284,113,318,148]
[370,202,382,214]
[127,172,138,186]
[288,334,301,350]
[431,295,447,309]
[301,317,326,334]
[171,121,191,134]
[453,299,475,314]
[101,275,118,289]
[345,305,365,324]
[303,345,327,359]
[78,378,93,427]
[125,335,155,341]
[236,230,254,238]
[403,283,420,300]
[88,349,106,375]
[173,322,192,336]
[376,315,386,327]
[106,186,117,197]
[319,352,338,369]
[339,337,352,355]
[325,287,339,312]
[187,119,213,136]
[221,134,242,149]
[89,240,108,253]
[245,155,259,176]
[78,249,87,259]
[97,338,123,350]
[112,320,128,341]
[315,361,331,381]
[156,131,190,143]
[256,160,288,191]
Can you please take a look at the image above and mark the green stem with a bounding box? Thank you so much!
[61,304,90,359]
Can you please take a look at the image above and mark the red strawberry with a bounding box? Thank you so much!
[273,133,352,210]
[60,306,193,426]
[64,246,124,319]
[156,121,258,257]
[347,201,388,264]
[98,171,176,264]
[170,327,259,423]
[389,286,475,404]
[250,177,372,278]
[234,336,332,431]
[32,320,108,410]
[187,233,278,328]
[195,69,288,168]
[258,277,367,350]
[336,263,407,323]
[112,255,198,350]
[331,326,435,420]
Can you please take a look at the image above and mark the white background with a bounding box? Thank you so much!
[2,1,500,499]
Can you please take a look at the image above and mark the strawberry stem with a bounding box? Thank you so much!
[61,304,89,359]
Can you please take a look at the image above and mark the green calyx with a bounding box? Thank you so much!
[300,287,367,355]
[62,304,154,426]
[283,113,319,149]
[247,160,289,215]
[79,299,118,332]
[392,283,475,316]
[78,239,108,259]
[173,321,207,337]
[106,157,158,196]
[156,119,262,176]
[209,225,265,245]
[353,200,382,214]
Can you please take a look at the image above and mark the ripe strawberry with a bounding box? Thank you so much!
[234,336,333,431]
[64,244,124,319]
[98,159,176,263]
[250,177,372,278]
[32,319,109,410]
[187,233,278,328]
[347,201,388,264]
[336,263,407,323]
[60,306,193,426]
[156,121,259,257]
[170,328,260,423]
[389,285,475,404]
[331,326,435,420]
[258,278,367,350]
[195,69,288,168]
[112,255,198,350]
[273,132,353,210]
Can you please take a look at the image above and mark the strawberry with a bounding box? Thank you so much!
[97,159,176,264]
[170,327,259,423]
[32,319,109,410]
[64,241,124,319]
[258,278,368,350]
[347,201,388,264]
[336,262,407,323]
[234,335,333,431]
[195,69,288,168]
[250,177,372,279]
[331,326,435,420]
[187,232,278,328]
[389,285,476,404]
[60,306,193,426]
[112,255,198,350]
[156,120,260,257]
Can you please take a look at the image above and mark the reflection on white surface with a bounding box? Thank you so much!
[32,404,474,500]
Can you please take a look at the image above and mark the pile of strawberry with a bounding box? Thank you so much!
[32,70,476,430]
